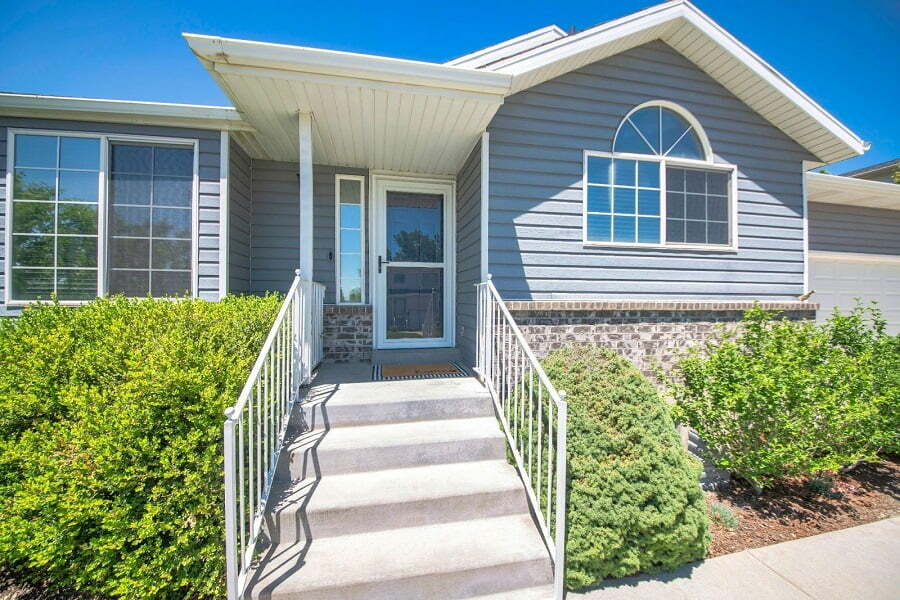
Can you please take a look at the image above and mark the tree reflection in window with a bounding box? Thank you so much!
[386,192,443,262]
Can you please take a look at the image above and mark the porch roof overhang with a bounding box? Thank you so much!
[184,34,511,174]
[806,172,900,211]
[0,92,253,132]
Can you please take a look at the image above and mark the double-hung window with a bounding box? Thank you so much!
[7,131,196,303]
[584,103,737,249]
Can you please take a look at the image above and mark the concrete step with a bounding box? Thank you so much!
[265,460,529,543]
[276,417,506,479]
[372,347,463,364]
[300,376,493,429]
[245,515,552,600]
[466,586,554,599]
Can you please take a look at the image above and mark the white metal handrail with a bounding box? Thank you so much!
[223,270,324,600]
[474,275,568,600]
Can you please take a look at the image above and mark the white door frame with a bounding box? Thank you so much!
[370,173,456,349]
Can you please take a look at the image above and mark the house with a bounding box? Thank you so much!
[3,0,897,364]
[5,1,899,597]
[842,157,900,183]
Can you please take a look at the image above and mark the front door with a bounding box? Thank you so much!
[373,176,455,349]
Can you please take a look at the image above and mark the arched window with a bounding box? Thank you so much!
[583,102,735,248]
[614,104,707,159]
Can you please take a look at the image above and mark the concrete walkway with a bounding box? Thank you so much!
[571,517,900,600]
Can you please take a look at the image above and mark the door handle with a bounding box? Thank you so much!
[378,255,390,273]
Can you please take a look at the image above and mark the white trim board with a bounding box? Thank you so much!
[809,251,900,264]
[219,130,230,298]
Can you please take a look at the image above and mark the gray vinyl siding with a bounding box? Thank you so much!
[486,40,816,301]
[0,116,222,316]
[456,140,481,365]
[249,160,367,301]
[809,202,900,255]
[229,136,252,293]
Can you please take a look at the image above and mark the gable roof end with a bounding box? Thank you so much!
[444,25,568,69]
[481,0,868,165]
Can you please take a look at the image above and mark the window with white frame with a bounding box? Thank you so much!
[584,102,736,249]
[335,175,364,303]
[7,131,196,303]
[11,134,101,300]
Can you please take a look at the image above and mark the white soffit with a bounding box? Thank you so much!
[184,34,511,173]
[485,0,867,165]
[806,172,900,211]
[0,92,252,131]
[445,25,568,69]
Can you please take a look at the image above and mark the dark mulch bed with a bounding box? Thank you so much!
[706,457,900,557]
[0,566,103,600]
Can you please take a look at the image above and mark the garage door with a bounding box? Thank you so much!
[809,252,900,335]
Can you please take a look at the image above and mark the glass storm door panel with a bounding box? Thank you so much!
[374,179,454,349]
[385,266,443,340]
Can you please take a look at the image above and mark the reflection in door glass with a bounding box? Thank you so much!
[386,192,443,262]
[386,267,443,339]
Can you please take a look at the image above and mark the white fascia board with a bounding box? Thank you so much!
[184,34,512,96]
[488,0,867,162]
[0,92,252,131]
[807,171,900,207]
[677,4,867,158]
[445,25,568,68]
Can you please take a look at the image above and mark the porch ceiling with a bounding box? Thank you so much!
[185,34,510,174]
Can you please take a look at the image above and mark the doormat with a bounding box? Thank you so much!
[373,362,468,381]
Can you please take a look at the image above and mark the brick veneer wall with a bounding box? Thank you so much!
[506,301,818,374]
[324,305,373,362]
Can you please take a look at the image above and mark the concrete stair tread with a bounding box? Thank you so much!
[465,586,554,599]
[306,375,489,405]
[290,416,504,453]
[273,460,525,515]
[299,376,493,429]
[245,514,551,598]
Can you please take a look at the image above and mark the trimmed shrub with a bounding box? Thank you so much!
[539,346,709,588]
[671,303,899,488]
[0,294,280,599]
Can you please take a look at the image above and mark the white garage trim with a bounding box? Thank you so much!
[810,251,900,263]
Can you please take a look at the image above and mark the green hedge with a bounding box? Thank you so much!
[0,295,280,599]
[671,303,900,488]
[539,346,709,589]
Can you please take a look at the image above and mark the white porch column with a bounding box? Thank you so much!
[298,112,315,383]
[298,112,314,280]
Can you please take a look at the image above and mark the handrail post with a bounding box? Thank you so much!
[223,408,238,600]
[485,273,493,384]
[553,394,568,600]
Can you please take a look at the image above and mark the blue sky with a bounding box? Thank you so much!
[2,0,898,173]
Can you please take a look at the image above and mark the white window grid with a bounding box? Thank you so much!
[583,150,738,251]
[5,129,199,305]
[10,134,101,300]
[107,142,194,296]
